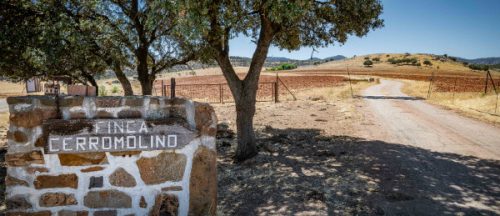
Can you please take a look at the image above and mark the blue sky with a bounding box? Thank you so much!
[228,0,500,60]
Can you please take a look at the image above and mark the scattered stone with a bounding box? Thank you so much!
[216,123,234,139]
[150,194,179,216]
[58,153,108,166]
[39,192,77,207]
[5,175,29,187]
[34,174,78,189]
[109,168,136,187]
[136,152,186,185]
[140,196,148,208]
[189,146,217,216]
[84,190,132,208]
[81,166,105,173]
[6,195,32,210]
[58,210,89,216]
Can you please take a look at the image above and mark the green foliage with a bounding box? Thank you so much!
[270,63,297,71]
[468,64,489,71]
[98,86,107,96]
[111,85,119,94]
[363,60,373,67]
[387,57,419,66]
[423,60,433,66]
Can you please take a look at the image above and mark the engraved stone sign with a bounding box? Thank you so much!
[43,119,196,154]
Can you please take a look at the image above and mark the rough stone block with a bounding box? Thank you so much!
[57,210,89,216]
[7,131,28,143]
[150,194,179,216]
[10,108,57,128]
[81,166,105,173]
[95,97,122,107]
[124,97,144,107]
[117,109,142,118]
[95,110,114,118]
[109,168,136,187]
[6,211,51,216]
[83,190,132,208]
[165,98,186,119]
[140,196,147,208]
[25,166,49,174]
[136,152,186,185]
[69,111,87,119]
[5,151,44,166]
[39,192,77,207]
[7,96,34,105]
[161,186,183,192]
[195,102,217,136]
[34,174,78,189]
[89,176,104,189]
[58,153,108,166]
[93,210,117,216]
[5,175,29,187]
[6,195,32,210]
[189,146,217,216]
[59,96,84,107]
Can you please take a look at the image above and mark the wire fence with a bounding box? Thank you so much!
[428,72,500,115]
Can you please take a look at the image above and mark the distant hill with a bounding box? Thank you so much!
[230,55,346,67]
[455,57,500,65]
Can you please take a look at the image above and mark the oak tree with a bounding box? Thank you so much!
[184,0,384,161]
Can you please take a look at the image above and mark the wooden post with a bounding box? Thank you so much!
[161,80,165,96]
[219,84,223,103]
[346,66,354,98]
[484,72,489,94]
[274,81,279,103]
[452,77,457,104]
[170,78,176,98]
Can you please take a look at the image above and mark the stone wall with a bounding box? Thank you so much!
[5,96,217,216]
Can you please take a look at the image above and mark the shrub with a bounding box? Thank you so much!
[416,63,421,66]
[111,85,119,93]
[364,56,370,60]
[463,62,469,66]
[386,54,390,57]
[270,63,297,71]
[363,60,373,67]
[469,64,489,71]
[98,86,107,96]
[372,57,380,62]
[423,60,432,66]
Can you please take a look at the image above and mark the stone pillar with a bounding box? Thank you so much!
[5,96,217,216]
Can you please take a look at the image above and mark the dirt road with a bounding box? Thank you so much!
[361,79,500,160]
[356,79,500,215]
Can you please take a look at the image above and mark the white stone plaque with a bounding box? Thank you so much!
[42,119,196,154]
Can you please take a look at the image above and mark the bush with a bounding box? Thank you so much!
[364,56,370,60]
[98,86,107,96]
[111,85,119,93]
[373,57,380,62]
[463,62,469,66]
[363,60,373,67]
[386,54,390,57]
[423,60,432,66]
[469,64,489,71]
[270,63,297,71]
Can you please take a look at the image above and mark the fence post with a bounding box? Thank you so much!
[219,84,223,103]
[484,72,489,94]
[170,78,176,98]
[452,77,457,104]
[161,80,165,96]
[274,81,279,103]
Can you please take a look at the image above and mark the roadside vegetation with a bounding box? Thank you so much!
[268,63,298,71]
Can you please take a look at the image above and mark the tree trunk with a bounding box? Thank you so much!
[113,62,134,95]
[234,85,258,161]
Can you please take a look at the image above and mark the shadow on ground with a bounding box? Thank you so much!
[217,127,500,216]
[357,95,425,101]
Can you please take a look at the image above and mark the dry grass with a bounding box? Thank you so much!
[402,80,500,125]
[295,77,378,101]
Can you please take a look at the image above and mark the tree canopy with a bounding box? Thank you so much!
[183,0,384,161]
